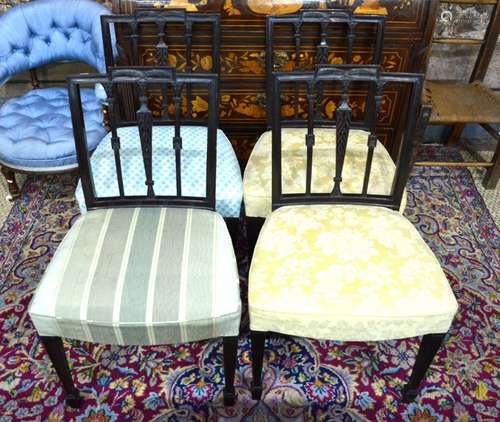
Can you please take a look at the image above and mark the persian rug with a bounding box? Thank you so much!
[0,148,498,421]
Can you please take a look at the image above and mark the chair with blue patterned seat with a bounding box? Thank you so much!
[0,0,112,200]
[29,68,241,408]
[74,10,243,244]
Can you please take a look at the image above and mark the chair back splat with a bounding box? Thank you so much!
[100,11,220,121]
[271,65,423,212]
[266,9,385,128]
[69,67,218,211]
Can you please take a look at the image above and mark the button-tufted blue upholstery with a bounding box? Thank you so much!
[0,0,110,85]
[0,88,107,170]
[0,0,111,172]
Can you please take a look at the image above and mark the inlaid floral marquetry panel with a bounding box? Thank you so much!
[140,48,406,76]
[112,0,423,26]
[145,89,397,126]
[142,0,417,19]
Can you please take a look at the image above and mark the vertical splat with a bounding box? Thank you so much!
[103,82,125,197]
[136,82,154,197]
[155,19,170,120]
[173,83,183,197]
[316,21,329,65]
[305,81,316,195]
[129,19,139,65]
[332,79,352,196]
[347,22,357,64]
[293,21,301,120]
[362,80,385,195]
[186,21,193,118]
[316,21,329,119]
[155,20,168,65]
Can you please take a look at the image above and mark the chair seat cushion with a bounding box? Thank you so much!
[75,126,243,218]
[29,207,241,346]
[249,205,458,341]
[243,128,407,218]
[0,87,106,171]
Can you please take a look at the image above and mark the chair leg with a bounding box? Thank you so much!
[411,104,432,168]
[246,217,264,262]
[402,333,446,403]
[222,336,238,406]
[483,134,500,189]
[250,330,266,401]
[224,217,239,251]
[39,336,82,409]
[445,123,466,146]
[1,166,20,201]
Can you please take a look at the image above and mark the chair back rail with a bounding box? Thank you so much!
[101,11,220,121]
[271,65,423,211]
[266,9,385,128]
[68,67,218,211]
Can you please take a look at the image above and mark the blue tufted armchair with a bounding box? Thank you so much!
[0,0,110,199]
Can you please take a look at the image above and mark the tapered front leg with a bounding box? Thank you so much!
[40,336,82,408]
[402,333,446,403]
[246,217,265,262]
[224,217,239,251]
[250,330,266,400]
[222,336,238,406]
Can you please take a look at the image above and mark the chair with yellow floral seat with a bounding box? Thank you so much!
[28,68,241,408]
[74,10,243,245]
[248,65,458,403]
[244,10,401,257]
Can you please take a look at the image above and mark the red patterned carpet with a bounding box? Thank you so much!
[0,148,498,421]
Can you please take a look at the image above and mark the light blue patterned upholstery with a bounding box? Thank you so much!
[0,0,110,171]
[75,126,243,218]
[0,0,109,85]
[0,88,107,170]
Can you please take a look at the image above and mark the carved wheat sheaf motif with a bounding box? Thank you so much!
[155,41,168,65]
[333,90,352,196]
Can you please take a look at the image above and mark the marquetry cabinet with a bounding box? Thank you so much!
[111,0,439,161]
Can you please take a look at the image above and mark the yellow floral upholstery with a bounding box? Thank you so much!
[249,205,458,341]
[243,128,407,218]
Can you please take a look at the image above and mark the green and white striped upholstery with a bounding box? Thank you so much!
[29,207,241,346]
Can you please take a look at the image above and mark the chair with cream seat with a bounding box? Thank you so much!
[0,0,111,200]
[74,10,243,243]
[248,65,458,403]
[244,9,400,255]
[29,68,241,408]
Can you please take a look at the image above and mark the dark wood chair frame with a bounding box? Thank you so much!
[38,68,238,408]
[99,11,240,246]
[250,65,450,404]
[247,9,386,259]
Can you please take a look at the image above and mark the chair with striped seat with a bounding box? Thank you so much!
[249,66,458,403]
[28,68,241,408]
